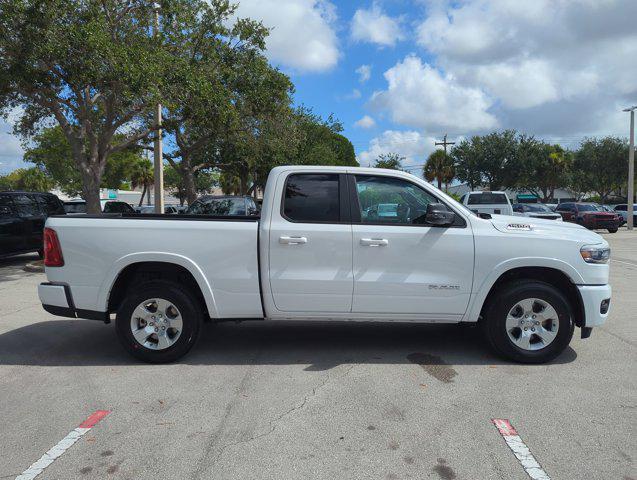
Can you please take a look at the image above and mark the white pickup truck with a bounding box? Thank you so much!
[38,166,612,364]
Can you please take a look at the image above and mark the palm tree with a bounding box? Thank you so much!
[130,159,154,206]
[424,150,455,191]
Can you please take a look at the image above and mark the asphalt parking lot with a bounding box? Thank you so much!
[0,231,635,480]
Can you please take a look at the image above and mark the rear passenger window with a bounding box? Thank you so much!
[283,174,340,223]
[0,195,13,215]
[12,194,38,216]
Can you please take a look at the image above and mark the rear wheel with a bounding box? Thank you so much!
[482,280,574,363]
[608,228,618,233]
[116,280,203,363]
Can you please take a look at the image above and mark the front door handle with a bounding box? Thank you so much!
[360,238,389,247]
[279,236,308,245]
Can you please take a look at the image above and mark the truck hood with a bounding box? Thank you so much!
[489,214,605,244]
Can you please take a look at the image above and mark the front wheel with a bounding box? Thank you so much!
[481,280,574,364]
[608,228,618,233]
[116,280,203,363]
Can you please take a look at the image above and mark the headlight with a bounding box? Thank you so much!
[580,245,610,264]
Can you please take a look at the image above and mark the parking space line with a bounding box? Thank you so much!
[15,410,110,480]
[492,418,551,480]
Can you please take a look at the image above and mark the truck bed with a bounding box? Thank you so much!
[45,214,262,318]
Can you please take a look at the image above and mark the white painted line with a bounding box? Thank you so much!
[15,410,110,480]
[492,418,551,480]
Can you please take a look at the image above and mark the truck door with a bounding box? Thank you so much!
[349,174,474,316]
[0,194,24,255]
[268,173,353,313]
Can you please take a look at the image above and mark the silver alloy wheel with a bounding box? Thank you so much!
[505,297,559,351]
[130,298,183,350]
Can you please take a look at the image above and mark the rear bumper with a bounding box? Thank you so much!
[577,284,611,328]
[39,282,109,322]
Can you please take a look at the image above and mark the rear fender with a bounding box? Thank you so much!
[97,252,219,318]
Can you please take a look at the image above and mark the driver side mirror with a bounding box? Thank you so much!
[424,203,455,227]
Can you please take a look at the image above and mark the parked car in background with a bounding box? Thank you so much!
[64,199,135,214]
[613,204,637,226]
[135,204,183,214]
[459,191,513,216]
[186,195,259,216]
[0,191,65,258]
[555,202,621,233]
[512,203,562,221]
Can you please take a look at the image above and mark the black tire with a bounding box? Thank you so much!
[608,228,618,233]
[481,280,574,364]
[116,280,203,363]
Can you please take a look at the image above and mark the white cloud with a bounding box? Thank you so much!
[354,115,376,129]
[357,130,437,170]
[234,0,339,72]
[371,55,498,132]
[350,3,405,47]
[356,64,372,83]
[414,0,637,137]
[343,88,361,100]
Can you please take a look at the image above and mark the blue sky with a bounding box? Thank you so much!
[1,0,636,177]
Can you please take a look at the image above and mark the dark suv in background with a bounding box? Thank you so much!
[0,191,65,258]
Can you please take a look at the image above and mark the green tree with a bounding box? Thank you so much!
[424,150,455,191]
[0,0,263,212]
[451,139,482,190]
[451,130,522,190]
[23,126,143,197]
[130,159,154,206]
[373,153,404,170]
[516,137,572,202]
[159,1,270,203]
[572,137,627,203]
[0,167,53,191]
[164,165,217,205]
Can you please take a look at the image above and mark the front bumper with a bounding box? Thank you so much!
[577,284,611,328]
[38,282,109,322]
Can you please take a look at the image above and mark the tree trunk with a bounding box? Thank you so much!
[138,185,146,207]
[79,166,102,214]
[437,178,442,190]
[183,168,197,205]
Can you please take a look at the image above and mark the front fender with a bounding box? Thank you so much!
[97,252,219,318]
[464,257,584,322]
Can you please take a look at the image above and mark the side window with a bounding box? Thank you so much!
[283,174,340,223]
[354,175,437,225]
[12,194,38,217]
[0,195,14,216]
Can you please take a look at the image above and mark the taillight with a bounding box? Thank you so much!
[43,228,64,267]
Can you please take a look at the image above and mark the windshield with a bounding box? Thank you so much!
[187,197,246,215]
[63,202,86,213]
[578,204,597,212]
[467,192,508,205]
[525,204,552,213]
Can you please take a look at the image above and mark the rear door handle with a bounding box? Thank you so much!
[360,238,388,247]
[279,236,308,245]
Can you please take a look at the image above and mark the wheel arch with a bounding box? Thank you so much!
[99,253,218,318]
[468,264,585,328]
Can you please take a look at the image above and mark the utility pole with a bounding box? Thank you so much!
[435,134,455,155]
[153,3,164,214]
[624,106,636,230]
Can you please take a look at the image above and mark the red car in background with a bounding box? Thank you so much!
[555,202,621,233]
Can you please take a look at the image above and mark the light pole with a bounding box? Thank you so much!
[153,3,164,214]
[624,106,636,230]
